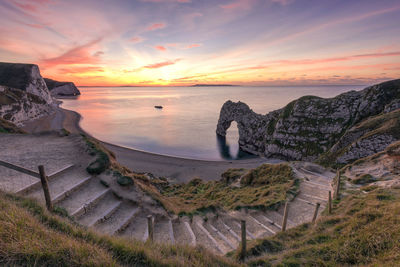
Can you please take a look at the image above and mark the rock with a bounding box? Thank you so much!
[0,62,53,104]
[44,78,81,97]
[0,86,54,126]
[216,79,400,164]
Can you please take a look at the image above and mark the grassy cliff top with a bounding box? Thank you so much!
[159,163,299,216]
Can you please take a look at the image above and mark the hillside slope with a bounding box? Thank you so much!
[0,191,238,267]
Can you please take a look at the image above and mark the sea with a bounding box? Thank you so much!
[61,85,365,161]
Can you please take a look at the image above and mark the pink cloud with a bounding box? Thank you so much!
[130,36,145,44]
[144,58,181,69]
[141,0,191,2]
[146,22,166,31]
[154,45,167,51]
[40,38,103,68]
[11,0,54,13]
[220,0,256,10]
[186,43,202,49]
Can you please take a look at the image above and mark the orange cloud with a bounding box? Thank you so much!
[146,22,166,31]
[186,43,202,49]
[154,45,167,51]
[144,59,181,69]
[57,66,105,74]
[40,39,103,68]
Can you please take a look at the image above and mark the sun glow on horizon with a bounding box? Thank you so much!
[1,0,399,86]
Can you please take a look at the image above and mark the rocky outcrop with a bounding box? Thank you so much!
[44,78,80,97]
[0,86,54,126]
[216,79,400,163]
[0,63,53,104]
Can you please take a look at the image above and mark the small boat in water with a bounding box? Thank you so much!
[154,105,163,109]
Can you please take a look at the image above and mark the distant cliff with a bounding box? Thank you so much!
[44,78,80,97]
[216,79,400,164]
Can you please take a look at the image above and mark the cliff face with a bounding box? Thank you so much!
[216,79,400,164]
[0,63,53,104]
[0,86,54,126]
[44,78,81,97]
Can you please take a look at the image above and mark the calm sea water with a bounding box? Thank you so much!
[61,85,365,160]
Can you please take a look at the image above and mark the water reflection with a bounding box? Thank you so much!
[216,134,257,160]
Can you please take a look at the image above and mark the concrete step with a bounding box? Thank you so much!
[230,210,271,239]
[205,218,236,252]
[18,165,78,196]
[172,217,196,246]
[297,192,327,207]
[57,177,109,216]
[219,213,256,240]
[300,182,331,200]
[263,210,296,229]
[154,216,175,244]
[52,176,92,204]
[191,216,223,255]
[120,212,149,242]
[277,198,315,225]
[95,201,140,235]
[76,192,122,227]
[211,216,240,247]
[250,211,282,233]
[302,180,332,191]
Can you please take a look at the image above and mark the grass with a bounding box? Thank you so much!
[0,118,25,133]
[0,191,240,267]
[235,187,400,266]
[160,164,299,216]
[83,134,112,175]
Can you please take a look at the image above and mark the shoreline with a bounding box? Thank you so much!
[25,106,275,182]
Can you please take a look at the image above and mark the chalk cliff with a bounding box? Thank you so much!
[0,63,53,104]
[0,62,56,125]
[216,79,400,164]
[44,78,80,97]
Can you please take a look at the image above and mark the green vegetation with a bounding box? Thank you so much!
[235,188,400,266]
[83,135,111,175]
[352,173,376,185]
[0,118,25,133]
[0,191,239,267]
[160,164,299,216]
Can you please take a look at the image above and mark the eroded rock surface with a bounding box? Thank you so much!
[0,63,53,104]
[216,79,400,163]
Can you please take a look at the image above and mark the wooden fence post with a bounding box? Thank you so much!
[38,165,53,212]
[312,203,320,223]
[334,172,341,200]
[240,220,246,261]
[147,215,153,242]
[328,191,332,214]
[282,202,289,232]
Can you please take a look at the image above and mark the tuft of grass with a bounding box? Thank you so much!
[160,164,299,216]
[352,173,376,185]
[0,191,240,267]
[0,118,25,133]
[239,187,400,266]
[83,135,111,175]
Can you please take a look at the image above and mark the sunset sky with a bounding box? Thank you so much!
[1,0,400,86]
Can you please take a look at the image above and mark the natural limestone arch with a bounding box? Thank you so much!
[216,100,268,155]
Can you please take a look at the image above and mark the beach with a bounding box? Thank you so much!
[22,107,273,183]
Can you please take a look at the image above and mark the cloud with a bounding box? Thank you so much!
[141,0,191,3]
[144,58,181,69]
[40,38,103,68]
[130,36,145,44]
[146,22,166,31]
[10,0,54,13]
[185,43,202,49]
[154,45,167,51]
[57,66,105,74]
[271,0,293,5]
[220,0,256,10]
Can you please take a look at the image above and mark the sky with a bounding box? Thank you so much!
[0,0,400,86]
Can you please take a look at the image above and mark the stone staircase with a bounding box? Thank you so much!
[5,161,333,255]
[0,135,334,256]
